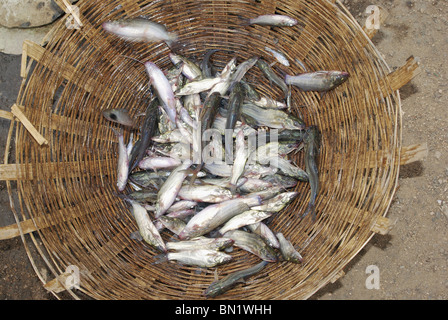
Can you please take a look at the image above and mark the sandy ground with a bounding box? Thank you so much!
[1,0,447,300]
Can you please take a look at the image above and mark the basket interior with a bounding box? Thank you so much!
[11,0,401,299]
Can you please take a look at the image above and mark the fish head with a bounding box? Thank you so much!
[204,281,223,298]
[329,71,350,87]
[102,20,127,33]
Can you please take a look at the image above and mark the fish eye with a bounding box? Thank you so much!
[110,113,117,120]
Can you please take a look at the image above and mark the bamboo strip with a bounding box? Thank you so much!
[21,40,112,98]
[380,56,421,96]
[0,188,120,240]
[0,105,114,143]
[0,159,109,181]
[10,104,48,145]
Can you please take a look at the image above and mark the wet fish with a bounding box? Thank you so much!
[265,156,309,181]
[285,71,350,92]
[276,232,303,263]
[155,159,193,218]
[166,237,234,251]
[252,191,299,212]
[241,103,305,130]
[178,196,261,240]
[127,199,166,253]
[230,130,248,193]
[103,108,136,127]
[138,156,182,170]
[144,61,177,124]
[201,49,219,78]
[156,215,186,235]
[250,96,287,109]
[300,126,320,220]
[128,190,158,202]
[261,173,298,189]
[166,249,232,267]
[176,77,223,96]
[256,58,289,99]
[204,261,269,298]
[208,56,238,96]
[264,46,290,67]
[225,82,245,162]
[178,184,234,203]
[203,162,233,177]
[112,129,129,192]
[169,53,202,80]
[241,80,260,101]
[229,56,259,85]
[223,229,278,262]
[247,222,280,249]
[219,210,272,235]
[129,170,170,188]
[245,14,298,27]
[102,18,178,43]
[238,177,273,193]
[128,99,159,171]
[166,200,197,213]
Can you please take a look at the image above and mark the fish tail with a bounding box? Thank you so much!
[237,15,251,26]
[229,183,237,195]
[300,203,316,221]
[152,253,168,265]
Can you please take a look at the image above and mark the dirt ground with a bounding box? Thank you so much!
[1,0,447,300]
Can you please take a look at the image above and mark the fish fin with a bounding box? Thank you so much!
[300,203,316,221]
[152,253,168,265]
[120,54,144,65]
[319,91,328,101]
[229,183,238,195]
[129,231,143,242]
[237,15,251,26]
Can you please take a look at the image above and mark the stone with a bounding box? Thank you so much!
[0,0,77,29]
[0,24,52,54]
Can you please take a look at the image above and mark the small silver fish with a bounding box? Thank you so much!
[166,237,234,251]
[251,191,299,212]
[128,199,166,253]
[219,210,272,235]
[138,156,182,170]
[276,232,303,263]
[166,249,232,267]
[175,77,223,96]
[155,159,193,218]
[285,71,350,92]
[103,108,136,127]
[178,197,261,240]
[156,215,186,235]
[223,229,278,262]
[247,222,280,249]
[246,14,298,27]
[264,46,290,67]
[241,103,305,130]
[178,184,234,203]
[112,129,129,192]
[144,61,178,124]
[169,53,203,80]
[230,130,248,193]
[102,18,177,43]
[166,200,198,213]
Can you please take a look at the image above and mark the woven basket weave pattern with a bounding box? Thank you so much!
[10,0,401,299]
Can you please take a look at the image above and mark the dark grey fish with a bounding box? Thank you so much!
[204,261,269,298]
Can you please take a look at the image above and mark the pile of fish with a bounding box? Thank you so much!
[101,14,349,298]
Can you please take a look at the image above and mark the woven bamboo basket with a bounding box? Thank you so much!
[0,0,424,300]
